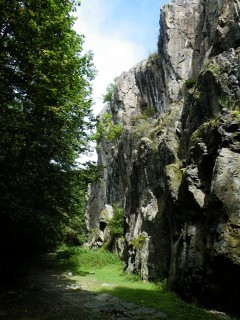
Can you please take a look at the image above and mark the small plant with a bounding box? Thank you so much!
[218,94,230,108]
[206,63,219,74]
[103,82,116,103]
[143,108,156,118]
[190,118,219,147]
[131,109,156,125]
[93,113,122,142]
[148,51,158,60]
[230,110,240,121]
[185,78,196,89]
[131,234,147,250]
[131,114,148,125]
[108,202,125,238]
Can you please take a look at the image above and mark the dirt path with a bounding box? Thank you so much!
[0,255,167,320]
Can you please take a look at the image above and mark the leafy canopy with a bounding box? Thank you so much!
[0,0,96,259]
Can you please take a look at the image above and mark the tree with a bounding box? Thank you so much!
[102,81,116,103]
[0,0,95,262]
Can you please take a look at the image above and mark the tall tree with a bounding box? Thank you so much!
[0,0,95,261]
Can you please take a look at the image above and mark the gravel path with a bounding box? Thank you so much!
[0,255,167,320]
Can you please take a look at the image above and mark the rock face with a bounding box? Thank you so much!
[159,0,200,102]
[86,0,240,312]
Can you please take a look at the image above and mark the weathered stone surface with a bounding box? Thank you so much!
[84,293,168,319]
[211,148,240,264]
[191,0,240,78]
[111,56,165,125]
[159,0,200,103]
[86,0,240,312]
[166,114,240,310]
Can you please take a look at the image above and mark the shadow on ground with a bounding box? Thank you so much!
[0,254,103,320]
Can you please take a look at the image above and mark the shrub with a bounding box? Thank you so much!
[131,109,156,125]
[231,110,240,121]
[218,94,230,108]
[148,51,158,60]
[103,82,116,103]
[108,203,125,238]
[93,113,122,142]
[185,78,196,89]
[131,234,147,250]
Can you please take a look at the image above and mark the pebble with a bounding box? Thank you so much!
[100,283,115,287]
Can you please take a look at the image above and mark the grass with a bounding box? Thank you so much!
[56,245,234,320]
[57,244,121,272]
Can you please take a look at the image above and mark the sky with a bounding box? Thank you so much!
[74,0,168,116]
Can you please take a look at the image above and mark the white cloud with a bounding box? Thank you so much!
[74,0,148,115]
[73,0,164,164]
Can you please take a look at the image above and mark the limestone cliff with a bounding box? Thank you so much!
[86,0,240,311]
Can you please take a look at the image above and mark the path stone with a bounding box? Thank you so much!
[0,255,167,320]
[83,292,167,319]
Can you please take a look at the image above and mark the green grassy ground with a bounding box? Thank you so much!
[56,245,235,320]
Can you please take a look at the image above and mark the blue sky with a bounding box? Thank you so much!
[74,0,168,116]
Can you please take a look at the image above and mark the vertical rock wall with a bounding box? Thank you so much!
[86,0,240,311]
[159,0,200,102]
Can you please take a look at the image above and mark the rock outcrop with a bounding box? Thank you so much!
[86,0,240,312]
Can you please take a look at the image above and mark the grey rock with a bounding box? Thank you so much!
[229,74,239,84]
[86,0,240,313]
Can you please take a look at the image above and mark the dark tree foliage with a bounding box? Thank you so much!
[0,0,96,264]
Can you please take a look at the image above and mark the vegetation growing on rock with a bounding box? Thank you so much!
[86,0,240,314]
[93,113,123,142]
[131,234,147,250]
[102,82,116,103]
[185,78,197,89]
[108,203,125,239]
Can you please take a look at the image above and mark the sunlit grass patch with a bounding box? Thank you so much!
[56,244,122,273]
[56,245,236,320]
